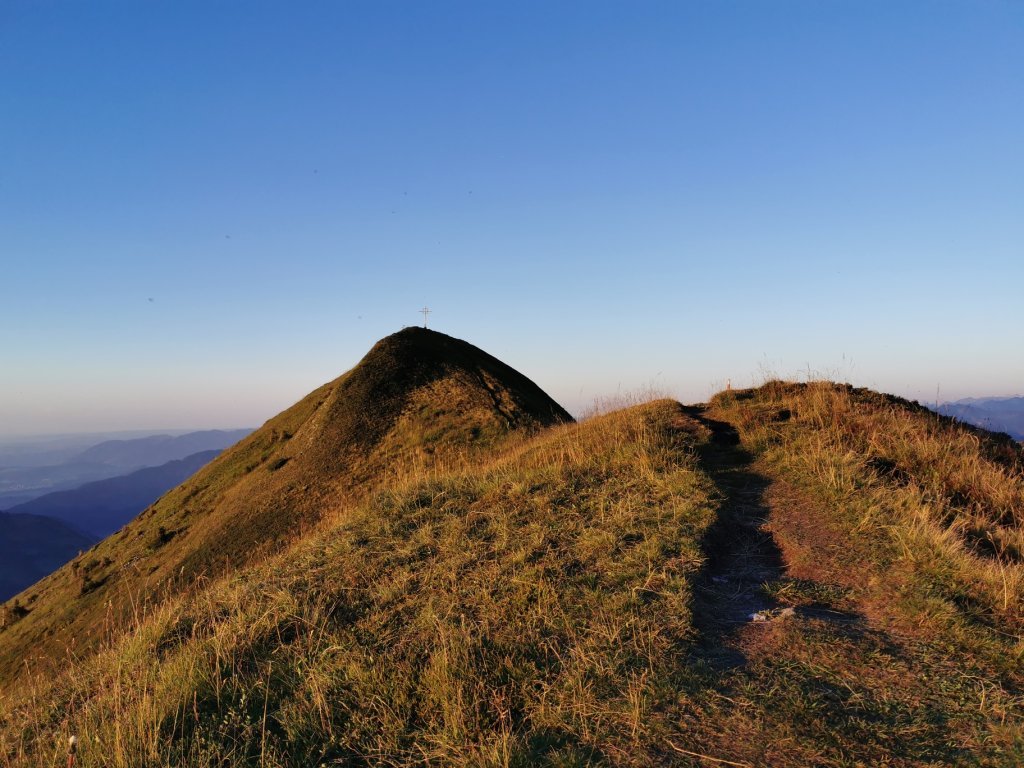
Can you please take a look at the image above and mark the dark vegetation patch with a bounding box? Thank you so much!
[150,525,176,549]
[866,455,912,486]
[0,601,29,628]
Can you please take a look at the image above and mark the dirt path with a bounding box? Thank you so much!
[684,406,865,663]
[672,404,1014,766]
[683,407,787,665]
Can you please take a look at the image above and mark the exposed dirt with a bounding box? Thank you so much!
[684,407,785,666]
[685,406,866,668]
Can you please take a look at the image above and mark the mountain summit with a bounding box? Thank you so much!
[288,326,572,469]
[0,328,570,679]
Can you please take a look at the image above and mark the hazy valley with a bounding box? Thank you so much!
[0,432,251,602]
[0,430,252,509]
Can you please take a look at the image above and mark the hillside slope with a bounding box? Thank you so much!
[1,400,719,766]
[0,328,570,683]
[7,450,221,538]
[2,374,1021,766]
[3,384,1021,766]
[680,382,1024,765]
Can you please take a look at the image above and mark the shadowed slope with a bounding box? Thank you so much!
[0,328,570,683]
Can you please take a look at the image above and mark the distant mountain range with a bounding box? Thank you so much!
[936,396,1024,441]
[0,429,204,468]
[72,431,251,468]
[0,430,251,602]
[5,450,222,539]
[0,511,94,602]
[0,429,251,508]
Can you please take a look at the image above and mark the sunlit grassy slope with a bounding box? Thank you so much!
[711,381,1023,632]
[0,328,570,684]
[2,365,1022,766]
[693,382,1023,766]
[1,401,720,767]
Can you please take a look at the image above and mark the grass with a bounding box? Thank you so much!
[710,381,1024,634]
[0,328,570,685]
[689,381,1024,765]
[2,370,1023,766]
[0,401,719,767]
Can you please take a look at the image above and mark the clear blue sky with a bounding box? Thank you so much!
[1,1,1021,435]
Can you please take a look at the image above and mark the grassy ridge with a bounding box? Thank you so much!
[3,380,1022,766]
[0,328,570,685]
[691,382,1023,765]
[1,402,718,767]
[711,381,1024,633]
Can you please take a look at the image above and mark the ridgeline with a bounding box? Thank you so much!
[1,333,1021,767]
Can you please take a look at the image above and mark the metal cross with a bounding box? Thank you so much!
[420,306,431,328]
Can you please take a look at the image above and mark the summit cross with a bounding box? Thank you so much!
[420,306,431,328]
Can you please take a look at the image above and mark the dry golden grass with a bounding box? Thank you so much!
[0,401,719,767]
[0,328,570,686]
[3,371,1023,766]
[710,381,1024,634]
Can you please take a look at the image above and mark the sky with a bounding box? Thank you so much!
[1,1,1022,436]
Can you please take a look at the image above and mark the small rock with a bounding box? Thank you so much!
[749,607,795,623]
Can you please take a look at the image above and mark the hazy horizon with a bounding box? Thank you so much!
[0,426,254,444]
[2,2,1021,436]
[1,344,1019,441]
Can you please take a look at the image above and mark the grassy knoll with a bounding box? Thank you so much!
[0,328,570,685]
